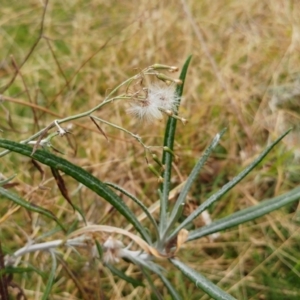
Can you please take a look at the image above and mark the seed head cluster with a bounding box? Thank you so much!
[127,83,180,122]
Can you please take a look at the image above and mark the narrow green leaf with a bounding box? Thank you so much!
[95,240,103,260]
[0,187,66,231]
[188,185,300,241]
[129,256,179,300]
[158,272,183,300]
[106,182,159,239]
[0,242,9,300]
[170,128,291,239]
[170,259,236,300]
[0,139,150,243]
[141,267,163,300]
[126,255,164,276]
[0,174,17,186]
[42,250,57,300]
[159,55,192,235]
[164,129,226,239]
[1,265,46,279]
[106,263,144,288]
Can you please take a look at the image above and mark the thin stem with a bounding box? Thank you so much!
[0,65,169,158]
[91,115,149,149]
[0,95,129,157]
[5,236,89,266]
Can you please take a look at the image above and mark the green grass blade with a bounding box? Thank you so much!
[158,273,183,300]
[42,250,57,300]
[106,182,159,239]
[0,187,66,231]
[126,255,164,276]
[170,128,291,239]
[164,129,226,238]
[0,139,150,243]
[106,263,144,288]
[0,174,17,186]
[5,264,46,279]
[1,266,33,276]
[170,259,236,300]
[95,240,103,260]
[159,55,192,234]
[188,185,300,242]
[141,267,163,300]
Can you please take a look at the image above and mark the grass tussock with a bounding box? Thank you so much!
[1,0,300,299]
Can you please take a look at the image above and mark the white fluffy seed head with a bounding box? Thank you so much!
[127,99,163,122]
[127,83,179,122]
[148,83,179,111]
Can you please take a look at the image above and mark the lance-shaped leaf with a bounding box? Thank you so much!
[42,250,57,300]
[0,187,66,231]
[158,272,183,300]
[171,259,236,300]
[169,128,291,240]
[126,254,164,276]
[0,174,17,187]
[105,263,144,288]
[163,129,226,239]
[0,139,150,243]
[106,182,159,240]
[188,185,300,241]
[159,55,192,234]
[0,242,9,300]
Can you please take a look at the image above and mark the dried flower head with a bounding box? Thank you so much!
[101,237,150,265]
[127,83,180,122]
[103,237,124,264]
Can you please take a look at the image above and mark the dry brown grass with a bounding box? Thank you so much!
[1,0,300,299]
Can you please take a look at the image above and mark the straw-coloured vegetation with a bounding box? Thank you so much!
[1,1,300,299]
